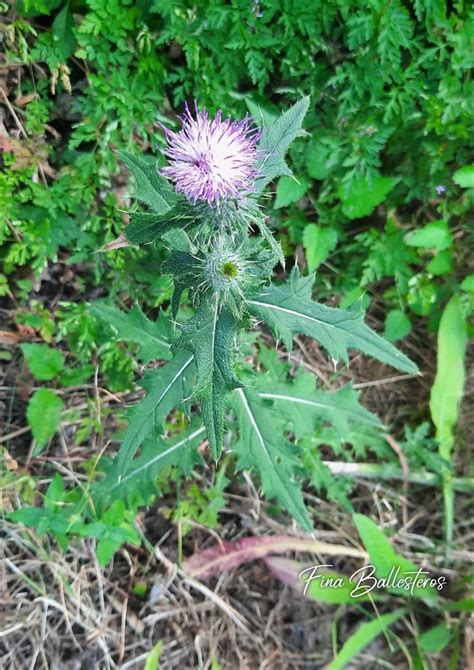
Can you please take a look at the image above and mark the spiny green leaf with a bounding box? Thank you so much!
[91,302,172,362]
[93,422,205,509]
[254,97,310,193]
[114,351,195,472]
[231,387,312,531]
[125,207,195,245]
[119,151,177,213]
[257,371,381,441]
[178,300,241,460]
[248,268,418,373]
[27,388,64,453]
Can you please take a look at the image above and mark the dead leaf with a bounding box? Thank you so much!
[0,330,20,346]
[15,93,39,107]
[183,534,367,580]
[98,234,131,252]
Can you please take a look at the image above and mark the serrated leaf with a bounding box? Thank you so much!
[91,302,172,362]
[339,175,398,219]
[93,422,205,509]
[254,97,310,193]
[119,151,177,213]
[21,343,64,381]
[302,224,338,272]
[178,300,241,460]
[125,208,190,245]
[248,268,418,373]
[253,217,285,267]
[384,309,412,342]
[114,351,195,472]
[257,371,381,441]
[453,165,474,188]
[405,220,453,251]
[274,176,308,209]
[27,388,63,452]
[306,141,332,180]
[231,388,312,531]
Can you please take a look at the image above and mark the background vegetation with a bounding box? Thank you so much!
[1,1,472,668]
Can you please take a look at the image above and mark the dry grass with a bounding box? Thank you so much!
[1,309,473,669]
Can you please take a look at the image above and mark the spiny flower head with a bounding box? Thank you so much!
[161,103,259,208]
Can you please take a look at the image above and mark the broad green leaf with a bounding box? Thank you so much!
[419,624,451,653]
[254,97,310,192]
[27,388,63,451]
[426,249,452,275]
[353,514,438,602]
[306,141,332,180]
[52,2,76,60]
[231,387,312,531]
[460,275,474,292]
[274,176,308,209]
[178,300,241,460]
[21,343,64,381]
[91,302,172,362]
[384,309,412,342]
[257,371,381,441]
[429,295,467,544]
[93,422,205,509]
[339,175,398,219]
[248,268,417,373]
[326,609,406,670]
[452,165,474,188]
[119,151,177,213]
[443,599,474,612]
[302,224,338,272]
[405,220,453,251]
[115,351,195,472]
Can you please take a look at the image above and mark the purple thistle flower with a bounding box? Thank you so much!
[161,103,259,208]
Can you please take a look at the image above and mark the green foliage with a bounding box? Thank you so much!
[248,268,417,373]
[353,514,438,602]
[253,97,310,192]
[21,343,64,380]
[231,388,312,532]
[430,295,467,544]
[114,350,195,472]
[91,302,172,362]
[326,609,406,670]
[4,0,471,605]
[27,388,64,453]
[178,300,240,460]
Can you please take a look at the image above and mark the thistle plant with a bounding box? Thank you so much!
[94,98,417,531]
